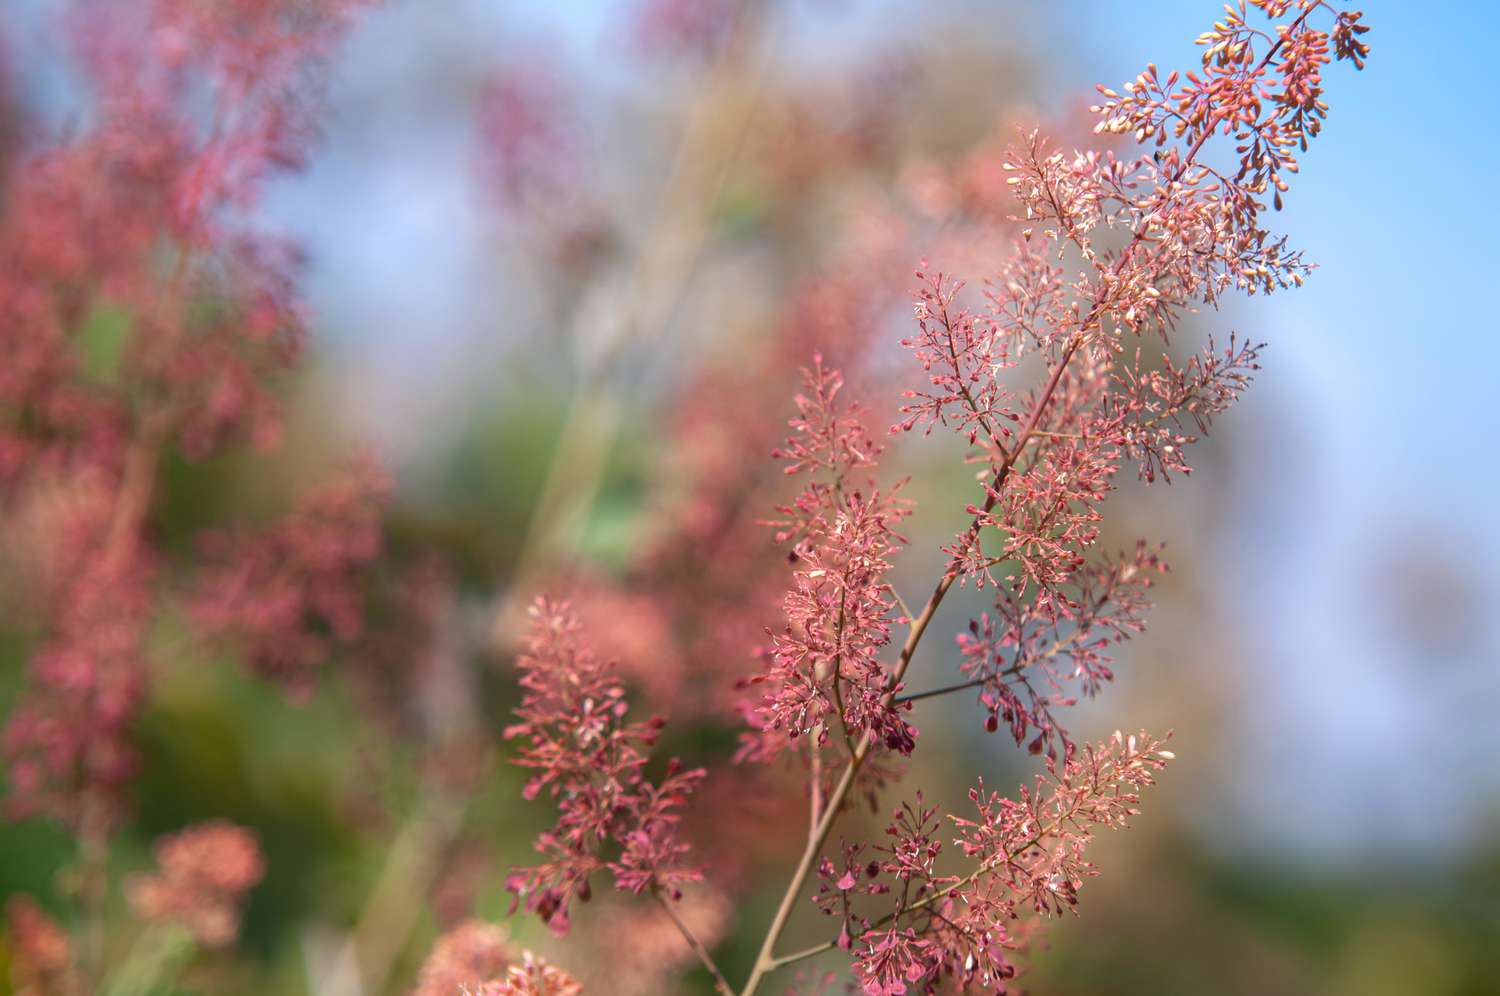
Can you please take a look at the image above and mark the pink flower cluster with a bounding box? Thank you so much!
[818,733,1173,994]
[413,920,582,996]
[504,599,706,936]
[0,0,378,831]
[190,455,390,698]
[4,895,72,995]
[124,821,266,948]
[2,474,154,828]
[747,358,915,757]
[631,0,740,60]
[468,952,584,996]
[956,542,1166,756]
[880,0,1366,763]
[413,920,511,996]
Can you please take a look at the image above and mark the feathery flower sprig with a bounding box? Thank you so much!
[731,4,1369,992]
[1,0,376,831]
[504,598,705,937]
[751,358,915,757]
[811,733,1172,995]
[889,0,1365,761]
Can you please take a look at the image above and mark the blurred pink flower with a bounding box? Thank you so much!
[125,821,265,947]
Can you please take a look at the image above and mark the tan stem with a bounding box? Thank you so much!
[653,889,735,996]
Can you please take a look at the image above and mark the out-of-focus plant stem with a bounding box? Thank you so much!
[490,0,773,645]
[101,925,195,996]
[75,232,199,991]
[323,770,477,996]
[318,9,777,995]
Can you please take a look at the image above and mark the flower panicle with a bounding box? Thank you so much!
[749,359,916,761]
[189,454,390,698]
[504,598,704,937]
[893,0,1366,765]
[416,919,583,996]
[957,541,1167,759]
[125,820,265,948]
[824,732,1172,995]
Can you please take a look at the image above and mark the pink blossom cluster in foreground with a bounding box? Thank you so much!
[503,599,707,935]
[413,920,582,996]
[497,3,1370,994]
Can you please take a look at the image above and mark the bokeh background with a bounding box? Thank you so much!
[3,1,1497,993]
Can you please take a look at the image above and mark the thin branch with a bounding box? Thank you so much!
[894,677,985,705]
[653,889,736,996]
[829,674,855,755]
[763,940,837,972]
[890,586,916,627]
[326,761,478,996]
[809,737,823,835]
[895,626,1089,706]
[829,598,856,754]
